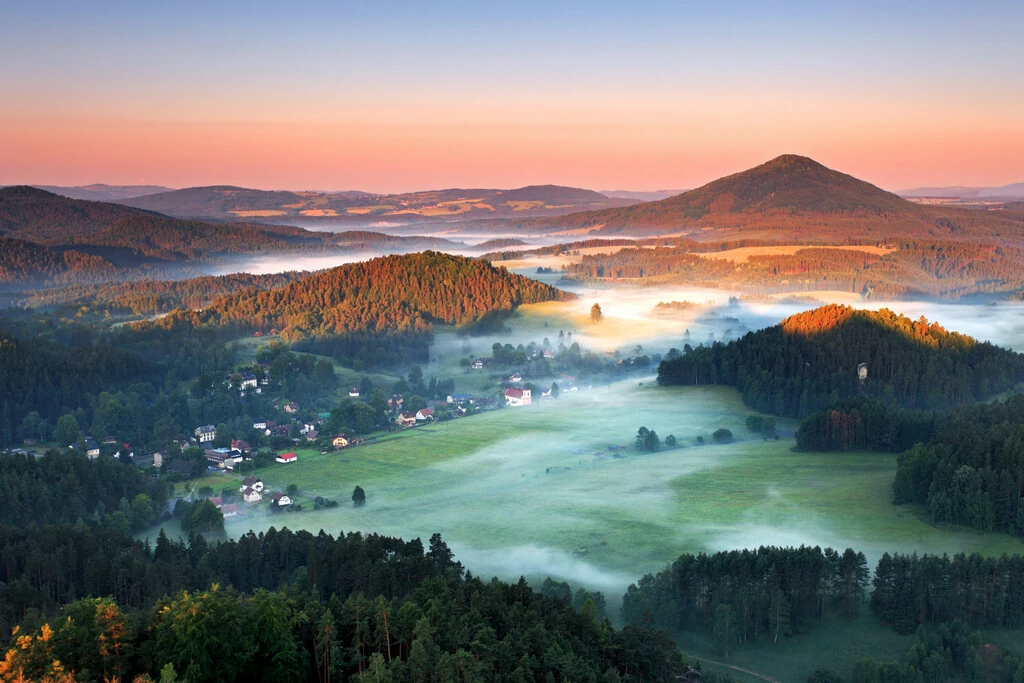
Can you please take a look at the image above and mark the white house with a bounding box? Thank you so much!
[240,475,264,493]
[275,452,298,464]
[504,388,532,407]
[195,425,216,443]
[348,387,360,398]
[415,408,434,422]
[253,419,267,431]
[242,487,263,503]
[271,492,292,507]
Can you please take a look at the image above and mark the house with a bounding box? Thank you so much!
[284,402,300,414]
[242,487,263,503]
[447,393,474,404]
[208,497,223,507]
[151,451,164,468]
[270,492,292,507]
[332,434,349,448]
[241,475,264,492]
[305,429,319,441]
[471,358,490,370]
[231,439,252,454]
[395,412,417,428]
[72,437,101,459]
[239,371,258,391]
[348,387,360,398]
[543,350,555,359]
[504,388,532,407]
[509,373,523,383]
[204,448,242,469]
[415,408,434,422]
[194,425,216,443]
[220,503,239,518]
[253,419,268,431]
[101,436,117,446]
[275,452,298,464]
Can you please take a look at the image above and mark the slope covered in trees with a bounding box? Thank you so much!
[15,272,309,315]
[0,525,689,683]
[657,305,1024,417]
[0,186,156,241]
[146,251,574,341]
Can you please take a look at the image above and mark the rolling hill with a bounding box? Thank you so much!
[31,184,175,201]
[0,185,159,242]
[527,155,1024,241]
[140,251,575,344]
[118,183,636,223]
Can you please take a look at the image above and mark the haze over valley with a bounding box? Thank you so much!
[3,2,1024,682]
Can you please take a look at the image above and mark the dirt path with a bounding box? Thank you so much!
[692,655,783,683]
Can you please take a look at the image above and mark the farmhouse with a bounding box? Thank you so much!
[275,452,298,464]
[241,475,264,492]
[349,387,360,398]
[220,503,239,518]
[284,402,300,414]
[194,425,216,443]
[270,492,292,507]
[242,487,263,503]
[253,419,268,431]
[332,434,350,448]
[415,408,434,422]
[504,388,532,407]
[396,412,417,428]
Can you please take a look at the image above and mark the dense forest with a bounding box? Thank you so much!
[135,252,573,369]
[0,526,690,683]
[891,396,1024,535]
[797,395,1024,536]
[621,546,871,645]
[657,305,1024,417]
[14,272,310,316]
[872,552,1024,633]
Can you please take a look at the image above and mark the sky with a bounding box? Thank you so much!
[1,1,1021,193]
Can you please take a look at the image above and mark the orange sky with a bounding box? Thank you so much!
[2,2,1022,192]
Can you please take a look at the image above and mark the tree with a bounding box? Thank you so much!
[713,428,733,443]
[713,603,736,657]
[665,434,677,448]
[55,413,81,447]
[352,485,366,507]
[590,303,604,322]
[550,382,560,398]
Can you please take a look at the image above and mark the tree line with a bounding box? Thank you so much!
[657,304,1024,418]
[622,546,871,647]
[0,525,692,683]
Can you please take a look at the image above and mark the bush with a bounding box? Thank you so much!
[712,428,733,443]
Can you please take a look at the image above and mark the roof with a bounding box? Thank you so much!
[220,504,239,515]
[278,452,297,461]
[197,424,215,432]
[168,459,192,474]
[242,475,261,485]
[209,497,223,506]
[505,388,526,399]
[417,408,433,417]
[400,412,417,419]
[242,487,257,495]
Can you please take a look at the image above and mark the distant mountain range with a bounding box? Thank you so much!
[0,187,468,287]
[116,184,636,224]
[31,184,175,201]
[599,189,686,201]
[898,183,1024,200]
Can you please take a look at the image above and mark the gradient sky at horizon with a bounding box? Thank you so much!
[1,1,1021,193]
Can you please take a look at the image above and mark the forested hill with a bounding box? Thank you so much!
[657,304,1024,417]
[520,155,1024,241]
[0,185,157,241]
[143,251,575,341]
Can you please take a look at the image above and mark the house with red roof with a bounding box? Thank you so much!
[504,388,532,407]
[275,452,298,464]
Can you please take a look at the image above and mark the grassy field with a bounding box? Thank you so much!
[171,380,1024,596]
